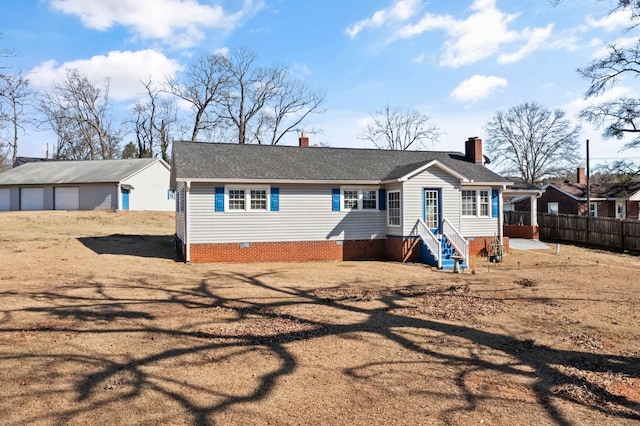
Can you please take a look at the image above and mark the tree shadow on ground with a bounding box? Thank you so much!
[78,234,176,259]
[1,271,638,425]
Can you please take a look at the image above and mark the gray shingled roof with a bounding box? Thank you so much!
[171,141,509,184]
[0,158,163,185]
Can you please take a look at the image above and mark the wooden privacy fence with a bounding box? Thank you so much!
[538,213,640,252]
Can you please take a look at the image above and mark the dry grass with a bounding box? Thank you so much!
[0,210,638,425]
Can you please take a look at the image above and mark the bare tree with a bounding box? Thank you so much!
[358,104,441,150]
[550,1,640,150]
[485,101,581,184]
[165,54,229,142]
[39,68,120,160]
[578,42,640,149]
[220,48,325,145]
[594,159,640,185]
[0,71,33,165]
[131,78,177,161]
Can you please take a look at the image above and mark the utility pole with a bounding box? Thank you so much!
[586,139,590,244]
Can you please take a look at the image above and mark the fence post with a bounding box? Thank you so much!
[621,219,625,252]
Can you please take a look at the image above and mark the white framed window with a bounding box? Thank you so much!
[461,190,477,216]
[388,191,401,227]
[462,189,492,217]
[362,190,377,210]
[548,202,559,214]
[343,190,359,210]
[226,186,270,212]
[479,190,490,217]
[341,188,379,211]
[589,202,598,217]
[250,189,267,210]
[616,201,625,219]
[228,189,246,210]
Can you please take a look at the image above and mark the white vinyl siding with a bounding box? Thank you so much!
[188,183,386,243]
[402,166,460,236]
[175,182,186,242]
[121,161,174,211]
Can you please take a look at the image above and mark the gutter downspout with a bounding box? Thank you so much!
[498,187,504,250]
[116,182,121,211]
[185,181,191,263]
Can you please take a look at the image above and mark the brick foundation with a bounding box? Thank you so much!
[468,236,510,257]
[386,237,421,262]
[180,235,510,263]
[187,239,387,263]
[504,225,539,240]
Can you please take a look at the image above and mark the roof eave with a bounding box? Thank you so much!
[175,177,383,185]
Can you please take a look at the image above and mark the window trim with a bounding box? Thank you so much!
[589,202,598,217]
[461,188,493,218]
[548,202,559,214]
[340,187,379,211]
[225,185,271,212]
[387,190,401,227]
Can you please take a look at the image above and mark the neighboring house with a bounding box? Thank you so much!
[0,158,174,212]
[513,167,640,220]
[170,136,512,268]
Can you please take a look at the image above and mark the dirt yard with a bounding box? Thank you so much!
[0,210,638,425]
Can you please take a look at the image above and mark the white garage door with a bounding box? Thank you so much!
[21,187,44,211]
[55,187,80,210]
[0,189,9,211]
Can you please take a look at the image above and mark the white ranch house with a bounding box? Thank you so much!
[170,136,512,269]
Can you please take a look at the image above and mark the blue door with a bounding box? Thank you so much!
[423,189,441,233]
[122,189,130,211]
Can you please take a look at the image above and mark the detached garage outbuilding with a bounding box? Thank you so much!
[0,158,174,211]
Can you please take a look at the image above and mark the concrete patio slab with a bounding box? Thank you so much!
[509,238,550,251]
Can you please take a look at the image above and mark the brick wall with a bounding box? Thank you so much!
[468,236,510,257]
[180,235,510,263]
[504,225,539,240]
[386,237,421,262]
[188,239,387,263]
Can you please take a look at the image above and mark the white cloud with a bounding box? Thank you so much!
[498,24,553,64]
[48,0,264,48]
[586,8,633,32]
[449,75,507,103]
[345,0,421,38]
[356,0,555,67]
[412,52,425,63]
[401,0,554,67]
[28,49,183,101]
[590,35,637,58]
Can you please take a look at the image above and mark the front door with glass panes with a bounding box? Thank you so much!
[423,189,440,233]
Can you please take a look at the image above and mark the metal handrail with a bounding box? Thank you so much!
[414,218,441,269]
[442,217,468,266]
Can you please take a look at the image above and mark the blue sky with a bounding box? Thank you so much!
[2,0,640,166]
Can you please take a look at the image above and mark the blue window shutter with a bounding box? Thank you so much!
[332,188,340,211]
[378,188,386,210]
[215,187,224,212]
[491,189,499,217]
[270,187,280,211]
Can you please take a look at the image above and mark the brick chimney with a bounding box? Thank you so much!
[576,167,586,184]
[465,137,483,164]
[299,131,309,147]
